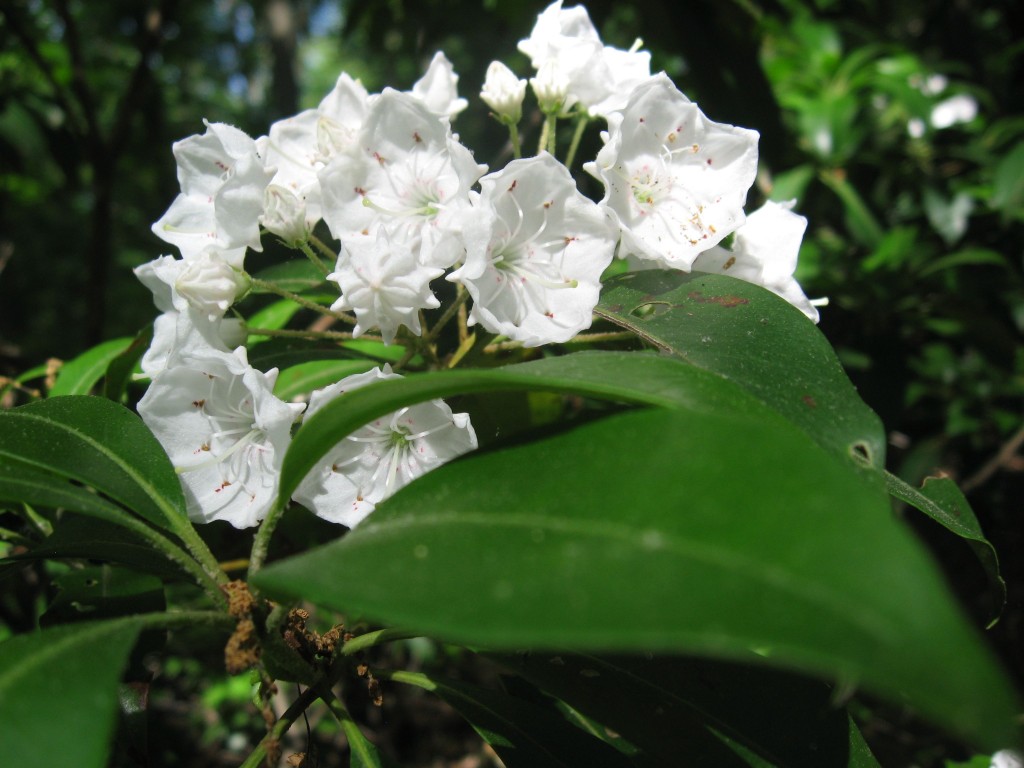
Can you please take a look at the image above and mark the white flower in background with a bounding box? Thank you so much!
[449,152,616,346]
[930,93,978,130]
[518,1,650,118]
[138,347,304,528]
[328,227,443,344]
[481,61,527,123]
[411,51,468,119]
[692,200,820,323]
[319,89,486,269]
[153,121,273,262]
[257,73,371,225]
[992,751,1023,768]
[135,252,250,321]
[586,74,759,270]
[293,366,477,528]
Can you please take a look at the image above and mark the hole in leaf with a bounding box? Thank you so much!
[850,442,872,465]
[630,301,671,320]
[83,578,99,587]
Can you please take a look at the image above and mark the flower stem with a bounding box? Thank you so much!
[423,286,471,345]
[249,277,356,325]
[299,241,332,277]
[339,627,421,656]
[247,498,287,581]
[564,113,590,170]
[538,114,557,157]
[245,327,367,342]
[238,683,323,768]
[508,122,522,159]
[308,233,340,265]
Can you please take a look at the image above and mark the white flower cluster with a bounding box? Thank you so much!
[133,1,818,530]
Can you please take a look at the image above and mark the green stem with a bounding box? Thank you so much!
[299,241,332,277]
[564,113,590,170]
[238,683,323,768]
[246,327,364,342]
[340,628,421,656]
[308,234,340,265]
[508,121,522,160]
[374,668,436,691]
[423,288,470,346]
[249,277,355,325]
[247,499,287,583]
[540,113,558,156]
[319,688,382,764]
[168,520,231,591]
[818,168,884,248]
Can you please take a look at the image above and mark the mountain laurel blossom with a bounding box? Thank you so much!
[153,121,272,264]
[138,347,305,528]
[587,73,759,269]
[449,152,616,346]
[293,366,478,528]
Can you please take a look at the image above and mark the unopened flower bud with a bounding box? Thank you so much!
[530,58,572,114]
[174,252,250,319]
[261,184,310,247]
[481,61,526,123]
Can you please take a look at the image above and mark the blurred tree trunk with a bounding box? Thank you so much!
[265,0,300,118]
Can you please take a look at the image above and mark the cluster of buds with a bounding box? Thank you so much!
[134,1,818,530]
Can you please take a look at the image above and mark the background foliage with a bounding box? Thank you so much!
[1,0,1022,765]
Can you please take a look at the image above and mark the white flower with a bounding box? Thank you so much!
[328,227,443,344]
[930,93,978,130]
[992,751,1024,768]
[139,311,246,379]
[153,121,273,262]
[481,61,527,123]
[586,74,759,269]
[256,73,371,226]
[411,51,468,119]
[449,153,616,346]
[319,89,485,269]
[530,58,573,114]
[135,252,249,321]
[293,366,477,528]
[692,200,819,323]
[518,1,650,118]
[138,347,305,528]
[261,184,311,246]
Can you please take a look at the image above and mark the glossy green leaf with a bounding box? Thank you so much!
[595,271,885,467]
[275,350,772,507]
[886,472,1005,625]
[257,408,1020,749]
[50,336,134,396]
[251,259,326,293]
[387,671,637,768]
[103,326,152,401]
[245,299,301,343]
[0,396,186,531]
[273,359,378,401]
[499,652,880,767]
[0,617,145,768]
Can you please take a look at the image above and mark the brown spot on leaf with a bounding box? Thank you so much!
[687,291,749,308]
[802,394,818,409]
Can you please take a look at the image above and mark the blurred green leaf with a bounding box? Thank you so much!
[274,359,378,401]
[103,326,152,401]
[251,260,326,293]
[0,618,146,768]
[388,670,637,768]
[50,337,134,396]
[257,407,1020,749]
[41,564,165,627]
[991,141,1024,223]
[245,299,302,343]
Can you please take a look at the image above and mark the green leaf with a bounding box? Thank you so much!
[991,141,1024,224]
[49,337,134,396]
[0,396,186,531]
[251,259,325,293]
[103,326,152,401]
[41,564,165,627]
[274,359,378,401]
[340,715,384,768]
[886,472,1005,626]
[256,408,1020,749]
[387,670,637,768]
[275,350,775,508]
[245,299,301,342]
[595,271,885,467]
[0,617,145,768]
[498,652,880,767]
